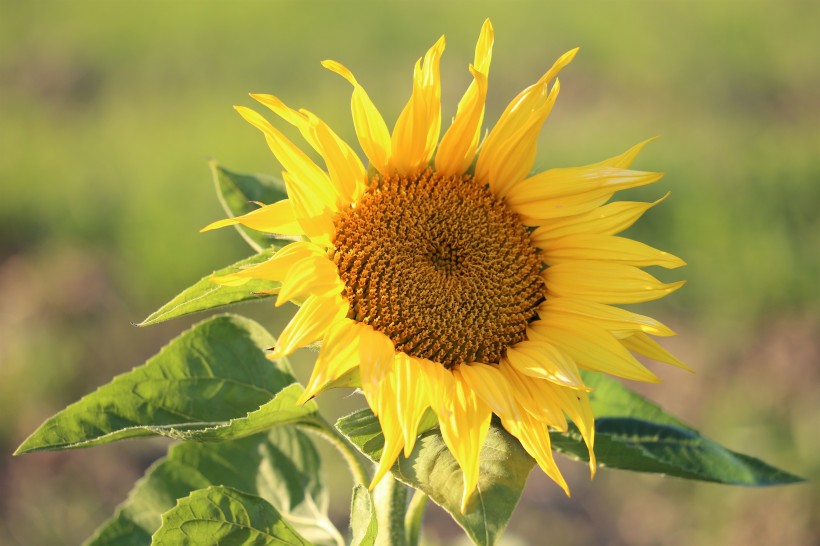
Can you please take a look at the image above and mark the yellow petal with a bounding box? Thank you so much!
[540,234,685,269]
[541,381,597,475]
[356,324,397,406]
[269,294,348,359]
[497,361,568,428]
[298,318,362,404]
[394,354,433,456]
[543,261,685,304]
[322,60,392,175]
[621,331,692,372]
[369,372,407,488]
[500,403,569,496]
[530,193,669,244]
[209,241,324,288]
[539,297,676,338]
[437,369,492,512]
[458,362,521,419]
[390,36,445,175]
[251,94,367,207]
[504,339,586,389]
[276,254,343,306]
[475,48,578,197]
[435,20,494,176]
[234,106,337,211]
[594,137,658,169]
[200,199,302,236]
[281,170,336,245]
[507,166,663,224]
[530,316,660,383]
[415,357,453,414]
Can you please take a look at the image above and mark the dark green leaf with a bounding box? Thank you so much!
[150,486,312,545]
[210,162,290,252]
[139,247,282,327]
[550,417,804,486]
[85,427,338,546]
[16,315,317,454]
[349,485,377,546]
[565,373,804,484]
[337,409,533,546]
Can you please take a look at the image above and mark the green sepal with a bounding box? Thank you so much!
[16,315,317,454]
[150,486,313,545]
[139,247,282,326]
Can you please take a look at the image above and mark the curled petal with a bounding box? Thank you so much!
[476,48,578,197]
[390,36,445,175]
[435,19,494,176]
[322,60,392,175]
[251,93,367,206]
[234,106,337,211]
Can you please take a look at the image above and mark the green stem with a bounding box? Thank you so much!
[373,472,408,546]
[404,489,428,546]
[301,417,370,486]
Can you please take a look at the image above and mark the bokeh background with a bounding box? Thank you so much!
[1,1,818,544]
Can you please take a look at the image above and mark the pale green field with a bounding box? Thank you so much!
[1,1,817,545]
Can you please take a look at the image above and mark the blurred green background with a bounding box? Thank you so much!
[1,1,817,544]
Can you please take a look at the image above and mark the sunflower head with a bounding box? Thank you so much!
[203,19,686,511]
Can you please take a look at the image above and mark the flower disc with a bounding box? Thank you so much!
[332,169,545,367]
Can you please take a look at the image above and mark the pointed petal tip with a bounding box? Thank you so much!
[668,279,687,293]
[321,59,355,83]
[267,348,286,360]
[295,391,314,406]
[459,492,472,514]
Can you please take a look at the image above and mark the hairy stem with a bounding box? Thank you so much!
[374,472,408,546]
[300,417,370,486]
[404,488,428,546]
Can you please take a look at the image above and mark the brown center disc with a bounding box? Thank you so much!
[331,169,544,368]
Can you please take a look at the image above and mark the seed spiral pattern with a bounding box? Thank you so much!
[332,169,545,368]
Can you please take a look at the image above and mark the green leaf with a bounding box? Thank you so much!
[337,409,533,546]
[85,427,338,546]
[139,246,282,326]
[349,485,377,546]
[550,417,804,486]
[583,372,691,429]
[210,162,290,252]
[151,486,313,546]
[550,372,803,485]
[16,315,317,454]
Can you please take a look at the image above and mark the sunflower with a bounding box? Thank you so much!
[202,19,686,510]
